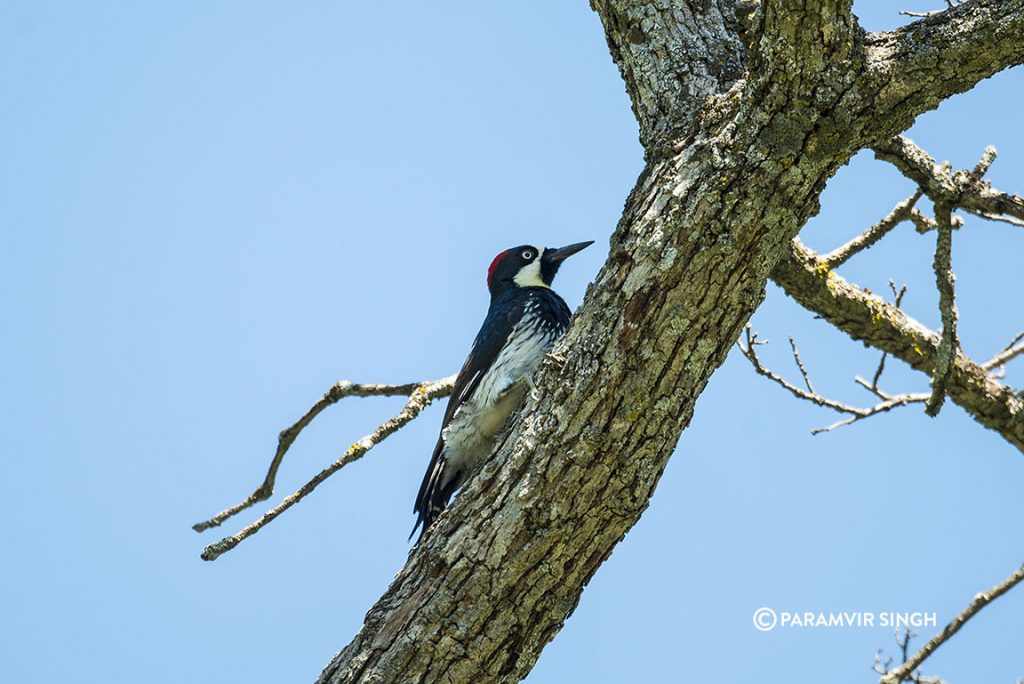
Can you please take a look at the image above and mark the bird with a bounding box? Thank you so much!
[411,241,594,541]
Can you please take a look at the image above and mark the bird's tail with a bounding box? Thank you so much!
[410,452,458,543]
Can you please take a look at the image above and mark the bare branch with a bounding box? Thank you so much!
[909,208,938,234]
[855,376,892,401]
[811,392,928,435]
[771,239,1024,452]
[872,649,894,675]
[971,145,997,179]
[924,203,959,416]
[200,376,455,561]
[788,336,815,394]
[738,325,926,435]
[973,211,1024,228]
[897,10,943,19]
[983,331,1024,371]
[822,192,921,268]
[868,281,908,392]
[193,380,444,533]
[880,564,1024,684]
[899,0,960,20]
[874,628,948,684]
[874,136,1024,224]
[739,326,853,414]
[864,1,1024,136]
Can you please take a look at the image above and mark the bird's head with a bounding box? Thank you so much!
[486,241,594,296]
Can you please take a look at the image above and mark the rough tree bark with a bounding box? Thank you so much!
[316,2,1024,682]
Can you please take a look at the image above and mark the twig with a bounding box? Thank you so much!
[880,564,1024,684]
[874,629,947,684]
[811,393,928,435]
[788,336,815,394]
[738,325,926,435]
[982,330,1024,371]
[908,208,938,234]
[199,376,455,560]
[869,281,908,392]
[973,211,1024,228]
[897,627,914,664]
[193,380,443,532]
[856,376,891,400]
[925,203,959,416]
[822,192,921,268]
[774,238,1024,452]
[971,145,997,179]
[739,326,854,414]
[898,10,943,18]
[875,137,1024,224]
[872,649,894,676]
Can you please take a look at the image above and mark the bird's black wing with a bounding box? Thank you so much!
[411,298,526,538]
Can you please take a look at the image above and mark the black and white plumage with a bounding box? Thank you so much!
[411,241,593,541]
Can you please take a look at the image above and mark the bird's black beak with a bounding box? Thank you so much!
[543,241,594,265]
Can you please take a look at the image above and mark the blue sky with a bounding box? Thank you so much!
[2,2,1021,683]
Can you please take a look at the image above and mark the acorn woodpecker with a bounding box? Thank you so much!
[411,241,593,541]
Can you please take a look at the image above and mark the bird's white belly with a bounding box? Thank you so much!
[442,383,525,474]
[442,325,553,475]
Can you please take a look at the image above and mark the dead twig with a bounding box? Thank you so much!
[737,325,927,435]
[879,564,1024,684]
[198,376,455,560]
[873,628,947,684]
[868,281,908,393]
[788,336,815,394]
[193,380,448,532]
[822,192,921,268]
[875,137,1024,225]
[982,330,1024,373]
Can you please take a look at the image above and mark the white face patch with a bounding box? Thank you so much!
[513,247,548,288]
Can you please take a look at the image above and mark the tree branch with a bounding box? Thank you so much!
[880,564,1024,684]
[874,136,1024,224]
[983,330,1024,371]
[924,202,960,416]
[775,134,1024,447]
[199,376,454,561]
[821,192,921,268]
[771,239,1024,452]
[863,0,1024,138]
[737,325,928,435]
[868,281,908,392]
[193,380,444,533]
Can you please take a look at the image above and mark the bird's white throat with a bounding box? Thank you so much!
[512,247,549,288]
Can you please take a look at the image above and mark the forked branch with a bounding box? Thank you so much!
[196,376,454,560]
[874,136,1024,225]
[879,564,1024,684]
[193,380,440,533]
[737,325,928,435]
[768,137,1024,449]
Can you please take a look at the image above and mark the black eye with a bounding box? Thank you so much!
[522,250,534,260]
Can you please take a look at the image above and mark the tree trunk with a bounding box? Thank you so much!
[318,2,1024,682]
